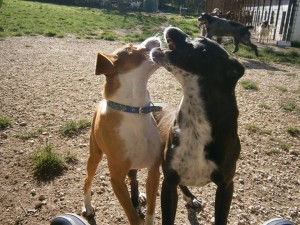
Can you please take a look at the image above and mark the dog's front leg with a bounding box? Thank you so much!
[214,181,234,225]
[109,166,143,225]
[161,171,180,225]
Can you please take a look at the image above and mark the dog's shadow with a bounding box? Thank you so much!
[240,58,286,71]
[86,217,97,225]
[186,205,203,225]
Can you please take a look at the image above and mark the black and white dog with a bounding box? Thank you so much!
[198,12,258,57]
[258,21,271,43]
[150,27,244,225]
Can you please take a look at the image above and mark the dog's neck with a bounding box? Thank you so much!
[103,66,152,107]
[177,73,210,131]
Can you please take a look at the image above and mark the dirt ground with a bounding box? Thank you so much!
[0,36,299,225]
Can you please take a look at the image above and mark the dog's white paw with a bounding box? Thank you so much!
[183,196,203,210]
[82,205,95,218]
[138,192,147,206]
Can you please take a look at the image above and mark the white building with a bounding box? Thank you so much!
[244,0,300,44]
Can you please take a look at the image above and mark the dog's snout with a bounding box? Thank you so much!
[150,47,166,64]
[143,37,161,51]
[166,37,176,50]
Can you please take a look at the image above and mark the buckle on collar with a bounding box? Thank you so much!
[139,107,144,114]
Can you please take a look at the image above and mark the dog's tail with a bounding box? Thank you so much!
[246,26,254,30]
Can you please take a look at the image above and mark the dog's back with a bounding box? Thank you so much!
[205,15,253,37]
[198,12,258,56]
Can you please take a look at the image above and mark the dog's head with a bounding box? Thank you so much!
[95,37,161,76]
[198,13,213,26]
[261,20,269,28]
[150,27,244,91]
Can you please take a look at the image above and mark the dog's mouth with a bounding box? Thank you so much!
[198,18,206,26]
[166,36,176,50]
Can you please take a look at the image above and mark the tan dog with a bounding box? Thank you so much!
[83,37,162,225]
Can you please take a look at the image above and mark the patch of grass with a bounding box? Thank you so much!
[287,127,300,137]
[101,30,118,41]
[259,103,271,110]
[240,79,259,90]
[286,72,297,77]
[59,119,90,137]
[17,127,44,140]
[280,101,297,111]
[277,140,291,151]
[0,0,196,41]
[32,144,65,181]
[266,148,281,156]
[245,123,271,135]
[0,116,12,130]
[259,47,300,65]
[65,151,78,164]
[275,85,288,93]
[245,124,260,133]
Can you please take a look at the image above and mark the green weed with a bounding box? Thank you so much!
[240,80,259,90]
[287,127,300,137]
[280,101,297,111]
[33,144,65,181]
[0,116,12,130]
[59,119,90,137]
[17,127,44,140]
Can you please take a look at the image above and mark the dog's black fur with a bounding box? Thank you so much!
[198,12,258,57]
[151,27,244,225]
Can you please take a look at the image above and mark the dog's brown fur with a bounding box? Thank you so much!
[83,37,162,225]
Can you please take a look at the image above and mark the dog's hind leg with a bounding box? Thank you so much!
[214,181,234,225]
[144,161,160,225]
[242,40,259,57]
[83,133,103,217]
[109,163,144,225]
[179,185,202,210]
[128,169,145,219]
[232,37,240,53]
[161,172,180,225]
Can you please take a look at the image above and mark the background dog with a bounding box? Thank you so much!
[83,37,162,225]
[150,27,244,225]
[198,12,258,57]
[258,21,271,43]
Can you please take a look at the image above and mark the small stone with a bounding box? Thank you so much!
[1,133,8,139]
[30,189,37,196]
[38,195,46,201]
[35,202,43,209]
[19,122,27,126]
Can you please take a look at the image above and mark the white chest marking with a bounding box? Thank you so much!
[118,113,161,169]
[169,68,217,187]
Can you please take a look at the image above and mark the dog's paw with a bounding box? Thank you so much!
[135,205,145,220]
[138,192,147,206]
[183,196,203,211]
[82,206,95,218]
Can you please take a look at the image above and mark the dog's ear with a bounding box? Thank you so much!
[95,52,118,75]
[226,58,245,80]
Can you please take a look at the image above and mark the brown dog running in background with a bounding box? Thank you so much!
[82,37,162,225]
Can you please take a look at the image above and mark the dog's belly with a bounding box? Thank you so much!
[119,115,162,169]
[171,144,217,187]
